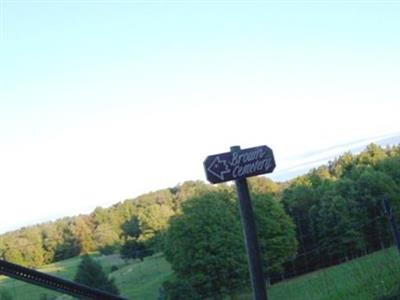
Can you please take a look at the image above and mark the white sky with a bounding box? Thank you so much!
[1,2,400,233]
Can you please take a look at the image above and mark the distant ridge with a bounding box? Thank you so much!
[271,132,400,181]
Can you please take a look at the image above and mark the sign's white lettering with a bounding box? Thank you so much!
[204,145,276,184]
[231,148,266,166]
[232,158,272,178]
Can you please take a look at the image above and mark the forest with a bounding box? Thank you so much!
[1,143,400,298]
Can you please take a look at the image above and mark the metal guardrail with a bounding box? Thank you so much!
[0,259,129,300]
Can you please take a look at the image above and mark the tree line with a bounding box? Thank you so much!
[0,180,216,267]
[281,143,400,277]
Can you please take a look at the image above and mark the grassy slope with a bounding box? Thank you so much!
[0,255,82,299]
[0,248,399,300]
[0,253,172,300]
[112,253,173,300]
[267,247,400,300]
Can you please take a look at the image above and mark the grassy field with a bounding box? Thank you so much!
[0,255,84,299]
[0,254,131,300]
[0,253,172,300]
[267,247,400,300]
[0,248,399,299]
[112,253,172,300]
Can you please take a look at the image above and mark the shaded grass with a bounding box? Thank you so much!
[267,247,400,300]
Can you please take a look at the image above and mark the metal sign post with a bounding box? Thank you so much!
[204,145,276,300]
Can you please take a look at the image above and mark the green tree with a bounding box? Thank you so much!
[2,245,25,266]
[120,239,151,261]
[357,143,387,166]
[74,255,119,295]
[328,151,355,178]
[94,223,120,249]
[135,189,175,208]
[138,204,174,250]
[172,181,211,211]
[72,217,95,254]
[252,194,298,274]
[352,168,400,249]
[121,217,141,240]
[162,277,201,300]
[22,228,46,267]
[55,219,80,260]
[282,180,318,271]
[313,193,365,260]
[164,191,248,298]
[42,222,65,263]
[377,156,400,186]
[248,176,280,195]
[164,191,297,298]
[1,229,45,268]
